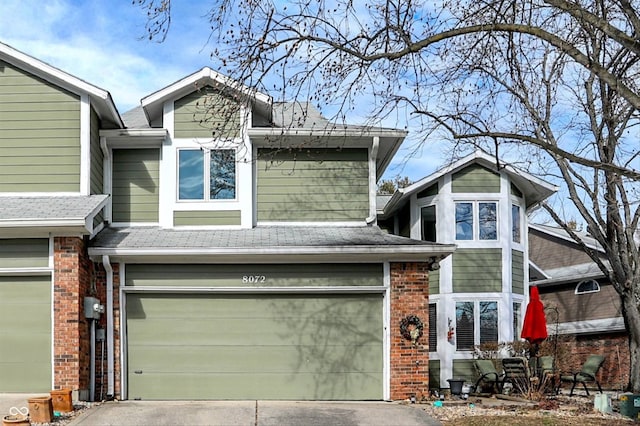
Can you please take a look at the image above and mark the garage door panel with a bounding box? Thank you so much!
[0,276,51,392]
[127,293,383,400]
[128,343,382,374]
[128,371,382,400]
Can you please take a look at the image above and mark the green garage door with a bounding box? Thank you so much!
[126,293,383,400]
[0,276,51,392]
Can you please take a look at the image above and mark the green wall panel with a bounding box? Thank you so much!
[452,248,502,292]
[112,149,160,223]
[173,210,241,226]
[126,293,383,400]
[511,249,525,294]
[0,276,51,392]
[257,148,370,222]
[0,239,49,268]
[125,263,383,287]
[90,107,104,195]
[429,269,440,295]
[429,359,441,390]
[0,60,81,192]
[174,87,240,139]
[451,164,500,193]
[452,359,477,384]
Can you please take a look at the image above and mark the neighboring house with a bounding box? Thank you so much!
[0,41,455,402]
[529,224,630,390]
[378,151,557,390]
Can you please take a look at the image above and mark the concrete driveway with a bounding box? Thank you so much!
[67,400,442,426]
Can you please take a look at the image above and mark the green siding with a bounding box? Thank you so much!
[112,149,160,223]
[0,276,51,392]
[126,293,383,400]
[257,148,369,222]
[452,359,477,384]
[429,269,440,295]
[429,359,441,390]
[174,87,240,139]
[0,239,49,268]
[0,60,81,192]
[90,107,103,195]
[173,210,241,226]
[451,164,500,193]
[125,264,383,287]
[452,248,502,292]
[417,183,438,198]
[512,249,525,294]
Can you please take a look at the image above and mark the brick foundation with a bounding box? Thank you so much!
[389,262,430,400]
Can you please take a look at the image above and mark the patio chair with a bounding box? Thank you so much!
[501,357,530,392]
[537,356,558,392]
[558,354,605,396]
[473,359,502,393]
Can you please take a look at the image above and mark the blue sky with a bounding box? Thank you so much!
[0,0,447,182]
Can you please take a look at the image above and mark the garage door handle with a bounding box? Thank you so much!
[134,370,143,374]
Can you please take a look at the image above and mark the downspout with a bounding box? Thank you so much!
[102,255,115,398]
[366,136,380,225]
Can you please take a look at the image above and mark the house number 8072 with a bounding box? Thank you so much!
[242,275,266,283]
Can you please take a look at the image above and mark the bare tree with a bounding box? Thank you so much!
[135,0,640,392]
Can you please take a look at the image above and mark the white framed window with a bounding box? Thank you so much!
[512,204,521,243]
[455,201,498,241]
[575,279,600,294]
[178,148,236,201]
[455,300,498,351]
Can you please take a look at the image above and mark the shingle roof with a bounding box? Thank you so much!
[0,195,108,222]
[89,225,455,262]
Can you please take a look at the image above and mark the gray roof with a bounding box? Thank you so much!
[121,106,150,129]
[0,195,108,222]
[89,225,455,263]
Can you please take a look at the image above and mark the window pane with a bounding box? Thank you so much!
[456,302,474,350]
[513,302,522,341]
[512,204,521,243]
[421,205,437,242]
[428,303,437,351]
[479,301,498,344]
[479,202,497,240]
[455,203,473,240]
[210,149,236,199]
[178,150,204,200]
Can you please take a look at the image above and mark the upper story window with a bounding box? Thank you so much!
[512,204,521,243]
[421,205,437,242]
[575,279,600,294]
[455,201,497,241]
[178,149,236,201]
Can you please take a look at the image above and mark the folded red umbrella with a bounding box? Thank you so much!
[521,286,548,344]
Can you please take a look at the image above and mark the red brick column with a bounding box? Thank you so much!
[53,237,93,393]
[389,262,430,400]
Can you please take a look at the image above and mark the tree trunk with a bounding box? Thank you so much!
[621,289,640,393]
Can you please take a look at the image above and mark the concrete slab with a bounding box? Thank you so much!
[67,400,442,426]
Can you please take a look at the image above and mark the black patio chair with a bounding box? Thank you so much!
[557,354,605,396]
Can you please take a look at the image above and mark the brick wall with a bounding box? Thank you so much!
[53,237,93,394]
[389,262,430,400]
[556,332,630,392]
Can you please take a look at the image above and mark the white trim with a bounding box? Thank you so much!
[49,235,55,390]
[248,127,407,139]
[101,136,113,223]
[555,317,625,334]
[103,255,115,397]
[575,279,601,294]
[122,285,387,294]
[367,137,380,224]
[0,267,52,276]
[383,262,391,401]
[158,101,174,228]
[119,262,127,400]
[257,221,368,227]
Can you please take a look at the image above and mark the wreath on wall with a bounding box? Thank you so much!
[400,315,424,345]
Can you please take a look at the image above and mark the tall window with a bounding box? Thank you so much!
[178,149,236,200]
[455,201,498,240]
[421,205,437,242]
[512,204,521,243]
[456,300,499,351]
[513,302,522,340]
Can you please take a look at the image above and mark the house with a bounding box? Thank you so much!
[378,151,557,389]
[529,224,630,390]
[0,41,455,401]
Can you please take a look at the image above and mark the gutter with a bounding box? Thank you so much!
[102,255,115,398]
[366,136,380,224]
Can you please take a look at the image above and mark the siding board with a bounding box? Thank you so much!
[174,87,240,139]
[257,148,370,222]
[112,149,160,223]
[451,164,500,193]
[512,250,525,294]
[173,210,241,226]
[0,239,49,268]
[452,248,502,292]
